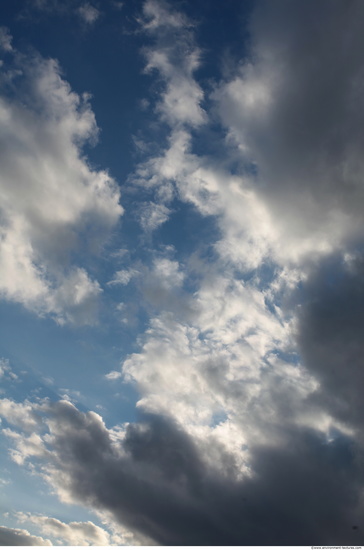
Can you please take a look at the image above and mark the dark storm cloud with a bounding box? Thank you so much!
[37,400,364,545]
[296,253,364,430]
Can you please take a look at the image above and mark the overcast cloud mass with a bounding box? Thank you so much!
[1,0,364,546]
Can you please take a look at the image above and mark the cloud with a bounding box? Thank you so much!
[107,268,140,286]
[0,526,52,546]
[16,513,110,545]
[78,3,100,25]
[2,0,364,546]
[0,358,17,381]
[140,0,206,128]
[0,45,122,324]
[216,0,364,262]
[296,252,364,431]
[138,201,171,231]
[1,398,364,545]
[105,370,122,380]
[0,398,42,431]
[0,27,13,52]
[26,0,101,25]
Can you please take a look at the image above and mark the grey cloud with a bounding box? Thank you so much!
[218,0,364,250]
[9,399,364,545]
[296,253,364,430]
[0,526,52,546]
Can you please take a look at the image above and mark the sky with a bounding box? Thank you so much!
[0,0,364,546]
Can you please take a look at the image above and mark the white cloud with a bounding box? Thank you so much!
[17,513,110,546]
[78,3,100,25]
[4,429,49,465]
[0,27,13,52]
[142,0,189,31]
[0,48,122,323]
[105,370,122,380]
[0,358,17,380]
[138,201,171,231]
[0,398,42,431]
[141,0,205,128]
[50,268,102,326]
[107,268,140,286]
[120,268,324,450]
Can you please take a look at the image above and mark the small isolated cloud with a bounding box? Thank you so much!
[0,27,13,52]
[107,268,140,286]
[138,201,171,231]
[78,3,100,25]
[0,358,18,380]
[105,370,122,381]
[111,1,123,10]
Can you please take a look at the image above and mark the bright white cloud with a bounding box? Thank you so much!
[0,398,42,431]
[0,47,122,324]
[141,0,205,128]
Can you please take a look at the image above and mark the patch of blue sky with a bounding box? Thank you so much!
[0,302,138,424]
[182,0,254,82]
[157,198,221,261]
[0,458,104,543]
[210,410,229,428]
[264,348,301,368]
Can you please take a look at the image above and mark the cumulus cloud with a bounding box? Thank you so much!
[2,0,364,546]
[0,45,122,324]
[0,526,52,546]
[0,398,42,431]
[216,0,364,262]
[1,398,363,545]
[89,0,364,544]
[16,513,110,545]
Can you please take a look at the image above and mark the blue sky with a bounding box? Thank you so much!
[1,0,364,546]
